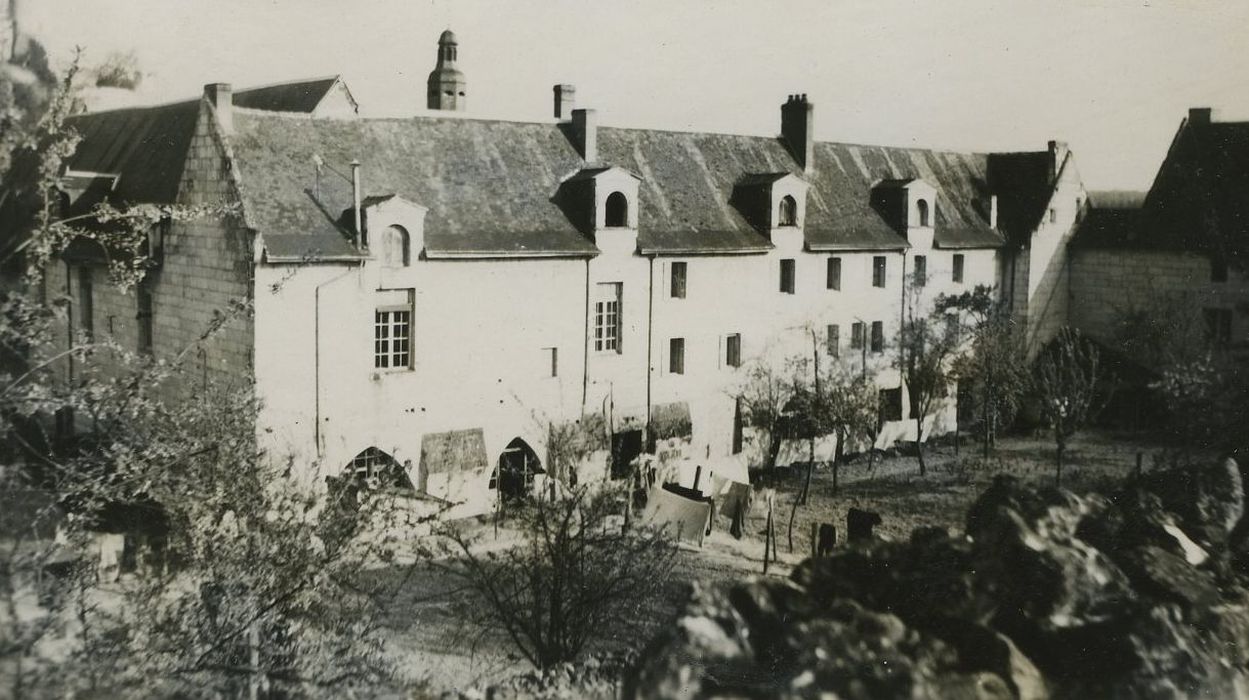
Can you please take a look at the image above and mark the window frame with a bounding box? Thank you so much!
[827,324,840,357]
[670,261,687,299]
[593,283,623,354]
[136,283,154,355]
[725,333,742,368]
[870,321,884,353]
[826,256,841,291]
[914,255,927,287]
[669,337,686,375]
[374,305,413,371]
[916,199,930,228]
[952,253,965,284]
[850,321,865,350]
[604,191,629,228]
[779,258,796,294]
[778,194,798,227]
[379,225,410,268]
[872,256,887,288]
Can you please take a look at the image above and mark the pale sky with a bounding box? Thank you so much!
[20,0,1249,191]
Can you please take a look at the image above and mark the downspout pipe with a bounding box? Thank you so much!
[645,255,655,447]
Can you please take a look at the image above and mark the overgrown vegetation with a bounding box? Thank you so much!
[436,484,677,671]
[1034,327,1105,486]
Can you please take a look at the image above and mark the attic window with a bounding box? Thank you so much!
[605,191,629,228]
[380,226,410,267]
[778,195,798,227]
[917,199,930,227]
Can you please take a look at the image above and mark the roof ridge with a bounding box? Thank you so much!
[233,75,341,94]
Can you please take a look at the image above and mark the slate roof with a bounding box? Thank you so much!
[1070,190,1145,249]
[228,111,1006,259]
[1133,120,1249,258]
[233,76,352,114]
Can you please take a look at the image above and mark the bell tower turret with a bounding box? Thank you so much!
[426,29,466,111]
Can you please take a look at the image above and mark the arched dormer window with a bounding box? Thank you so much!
[778,195,798,227]
[917,199,930,227]
[379,225,410,267]
[605,191,629,228]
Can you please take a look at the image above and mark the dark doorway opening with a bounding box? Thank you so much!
[495,438,543,502]
[611,429,643,480]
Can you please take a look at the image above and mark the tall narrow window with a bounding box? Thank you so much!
[850,322,864,350]
[669,337,685,374]
[374,307,412,369]
[593,283,622,353]
[917,199,930,227]
[872,256,887,288]
[725,333,741,368]
[380,225,410,267]
[827,324,840,357]
[1049,208,1057,223]
[77,267,94,342]
[605,191,629,227]
[953,253,965,284]
[544,347,558,377]
[914,255,927,287]
[826,257,841,290]
[670,261,687,299]
[870,321,884,353]
[779,258,796,294]
[778,195,798,227]
[136,284,153,355]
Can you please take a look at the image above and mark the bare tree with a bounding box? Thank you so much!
[1034,327,1104,486]
[939,285,1030,458]
[898,276,961,476]
[436,483,677,671]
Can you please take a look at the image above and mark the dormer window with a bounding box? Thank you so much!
[778,195,798,227]
[380,225,410,267]
[917,199,930,227]
[605,191,629,227]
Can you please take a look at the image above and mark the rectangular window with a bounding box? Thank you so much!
[670,261,687,298]
[826,257,842,290]
[879,387,903,422]
[374,308,412,369]
[1212,259,1229,283]
[827,324,840,357]
[850,322,864,350]
[545,347,558,377]
[1204,308,1233,346]
[593,283,622,353]
[669,337,685,374]
[779,258,796,294]
[872,256,887,288]
[871,321,884,353]
[77,267,94,342]
[136,284,153,355]
[953,254,965,284]
[725,333,741,368]
[1049,208,1057,223]
[914,255,927,287]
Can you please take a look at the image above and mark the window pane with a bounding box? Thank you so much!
[850,322,864,349]
[914,256,927,287]
[871,321,884,352]
[873,257,886,288]
[726,334,741,368]
[671,262,687,299]
[669,338,685,374]
[827,257,841,290]
[953,254,965,283]
[780,259,795,294]
[827,324,839,356]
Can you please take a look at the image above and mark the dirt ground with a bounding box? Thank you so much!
[371,429,1184,696]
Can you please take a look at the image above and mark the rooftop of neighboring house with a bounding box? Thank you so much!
[1072,109,1249,261]
[7,73,1084,263]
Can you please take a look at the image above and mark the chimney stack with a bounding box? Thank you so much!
[1048,140,1069,183]
[572,108,597,163]
[554,84,576,120]
[204,83,233,134]
[781,94,814,174]
[1188,107,1214,126]
[350,159,363,248]
[989,194,998,230]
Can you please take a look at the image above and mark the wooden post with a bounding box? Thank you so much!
[763,492,775,574]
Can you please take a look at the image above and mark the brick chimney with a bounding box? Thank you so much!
[781,94,814,174]
[572,108,597,163]
[204,83,233,134]
[554,84,576,120]
[989,194,998,229]
[1048,140,1069,183]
